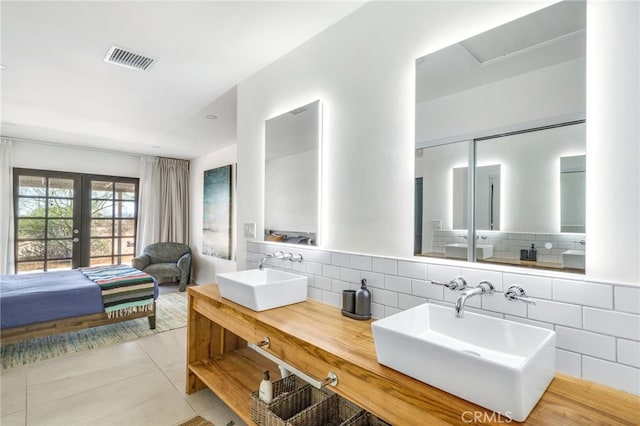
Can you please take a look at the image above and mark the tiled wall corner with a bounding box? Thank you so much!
[245,241,640,395]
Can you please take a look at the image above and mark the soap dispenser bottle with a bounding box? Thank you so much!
[259,370,273,403]
[528,243,537,261]
[355,278,371,318]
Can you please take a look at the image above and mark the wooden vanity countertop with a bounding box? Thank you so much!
[190,285,640,425]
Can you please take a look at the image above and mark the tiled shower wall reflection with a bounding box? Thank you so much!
[432,230,587,264]
[246,241,639,395]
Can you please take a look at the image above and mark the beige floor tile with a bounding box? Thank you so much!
[184,388,224,415]
[162,361,187,393]
[199,401,246,426]
[26,342,157,408]
[25,341,151,386]
[0,409,25,426]
[92,389,195,426]
[27,369,177,426]
[136,327,187,368]
[1,366,27,416]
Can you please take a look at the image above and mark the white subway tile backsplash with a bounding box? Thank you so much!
[371,302,385,319]
[372,288,398,307]
[385,275,411,294]
[411,279,444,300]
[397,261,427,280]
[615,286,640,314]
[553,279,613,309]
[322,264,340,279]
[481,293,527,317]
[361,271,385,289]
[332,252,350,267]
[428,264,460,283]
[503,273,552,299]
[307,287,322,301]
[460,268,503,292]
[321,290,340,308]
[331,279,351,294]
[528,299,582,328]
[583,356,640,395]
[304,262,322,276]
[583,308,640,341]
[246,243,640,395]
[372,257,397,275]
[556,349,582,377]
[384,306,403,318]
[617,339,640,368]
[556,326,616,361]
[339,267,361,284]
[504,315,554,330]
[350,255,372,271]
[313,276,332,291]
[398,293,428,310]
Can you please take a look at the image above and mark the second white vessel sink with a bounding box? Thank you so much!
[445,243,494,259]
[216,268,307,311]
[371,303,555,421]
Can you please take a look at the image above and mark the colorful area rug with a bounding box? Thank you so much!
[1,292,187,369]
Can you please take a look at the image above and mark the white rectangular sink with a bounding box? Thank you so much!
[371,303,555,421]
[445,243,494,259]
[216,268,307,311]
[562,250,585,269]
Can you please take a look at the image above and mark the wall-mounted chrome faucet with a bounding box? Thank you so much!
[504,285,536,305]
[258,251,304,270]
[455,281,494,318]
[430,276,467,291]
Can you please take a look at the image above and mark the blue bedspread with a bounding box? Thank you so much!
[0,269,159,329]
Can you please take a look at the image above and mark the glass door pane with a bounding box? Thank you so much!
[14,171,80,273]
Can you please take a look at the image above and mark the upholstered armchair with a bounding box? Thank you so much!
[132,242,192,292]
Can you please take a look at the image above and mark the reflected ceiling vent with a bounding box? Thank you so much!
[104,45,157,71]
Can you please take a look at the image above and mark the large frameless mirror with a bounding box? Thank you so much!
[264,100,321,245]
[414,1,586,273]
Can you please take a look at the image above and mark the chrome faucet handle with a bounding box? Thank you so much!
[290,253,303,262]
[429,276,467,291]
[447,276,467,291]
[505,285,536,305]
[476,281,495,295]
[282,252,293,261]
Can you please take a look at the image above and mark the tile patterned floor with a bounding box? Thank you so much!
[0,285,246,426]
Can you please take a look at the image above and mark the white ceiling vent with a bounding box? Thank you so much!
[104,45,157,71]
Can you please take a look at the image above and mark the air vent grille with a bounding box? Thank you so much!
[104,45,156,71]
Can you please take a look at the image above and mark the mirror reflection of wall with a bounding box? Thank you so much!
[561,155,586,233]
[414,0,586,273]
[264,100,321,245]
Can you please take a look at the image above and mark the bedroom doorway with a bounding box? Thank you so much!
[13,169,139,273]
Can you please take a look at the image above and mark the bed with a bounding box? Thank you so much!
[0,266,159,344]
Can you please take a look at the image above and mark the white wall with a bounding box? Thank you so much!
[12,140,140,177]
[235,0,640,286]
[189,144,237,284]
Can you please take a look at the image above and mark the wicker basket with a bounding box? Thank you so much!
[342,412,392,426]
[251,375,309,425]
[269,393,364,426]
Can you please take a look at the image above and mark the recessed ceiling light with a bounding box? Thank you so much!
[0,64,7,70]
[151,145,160,148]
[206,114,218,120]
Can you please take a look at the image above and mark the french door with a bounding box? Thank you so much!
[13,169,139,273]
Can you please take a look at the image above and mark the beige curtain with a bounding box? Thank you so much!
[136,156,160,254]
[158,157,190,244]
[0,139,14,274]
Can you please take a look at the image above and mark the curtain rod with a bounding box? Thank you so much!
[1,135,189,162]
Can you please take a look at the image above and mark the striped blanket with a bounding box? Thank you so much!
[79,265,155,318]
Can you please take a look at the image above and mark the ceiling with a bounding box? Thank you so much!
[0,1,364,160]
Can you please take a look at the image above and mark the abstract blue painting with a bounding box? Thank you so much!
[203,165,232,259]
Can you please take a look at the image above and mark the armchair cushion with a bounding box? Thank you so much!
[133,243,192,291]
